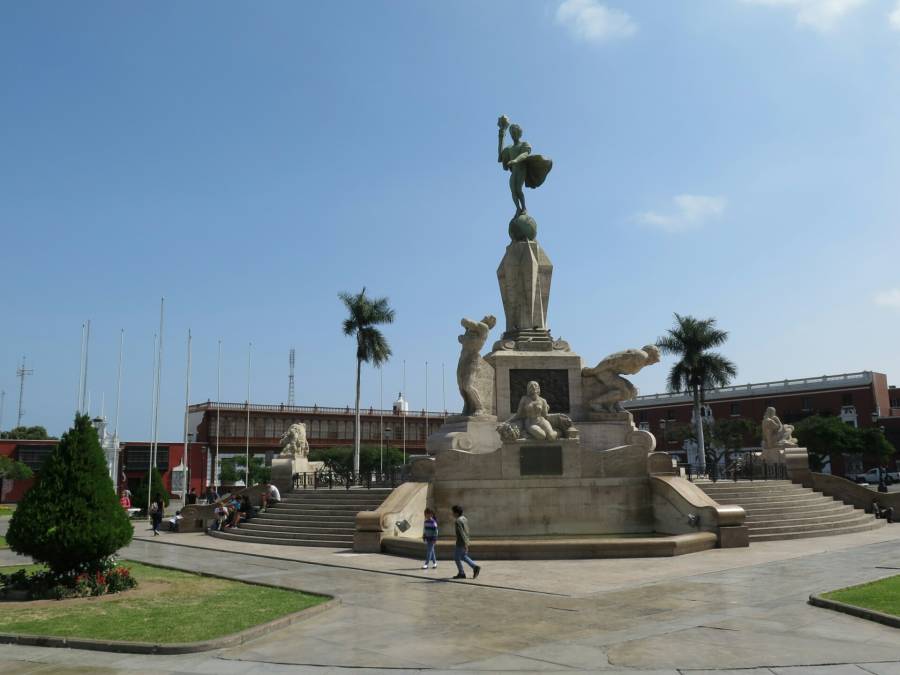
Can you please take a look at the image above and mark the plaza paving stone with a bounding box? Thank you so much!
[0,524,897,673]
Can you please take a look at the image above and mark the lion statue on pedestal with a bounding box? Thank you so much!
[279,423,310,458]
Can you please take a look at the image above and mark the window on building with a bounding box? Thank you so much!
[310,420,320,439]
[16,445,54,471]
[384,424,393,440]
[122,446,169,471]
[328,420,337,439]
[802,397,812,411]
[842,393,854,406]
[765,399,776,408]
[265,418,274,437]
[638,411,647,423]
[730,402,740,416]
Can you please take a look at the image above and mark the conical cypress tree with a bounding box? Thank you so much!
[7,414,133,574]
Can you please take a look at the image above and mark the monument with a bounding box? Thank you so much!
[759,406,811,484]
[269,423,324,492]
[354,116,747,557]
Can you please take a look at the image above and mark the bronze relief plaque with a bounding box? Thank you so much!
[519,445,563,476]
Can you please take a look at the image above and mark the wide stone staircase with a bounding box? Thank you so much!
[698,480,884,542]
[210,488,391,548]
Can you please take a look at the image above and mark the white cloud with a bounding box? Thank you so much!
[889,1,900,29]
[635,194,727,233]
[555,0,637,44]
[874,288,900,308]
[741,0,867,32]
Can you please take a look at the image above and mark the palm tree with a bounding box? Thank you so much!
[339,288,395,476]
[657,314,737,475]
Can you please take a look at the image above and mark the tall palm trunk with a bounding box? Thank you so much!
[693,385,706,475]
[354,357,362,476]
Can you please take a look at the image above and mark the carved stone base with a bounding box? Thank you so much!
[485,349,585,420]
[426,416,501,455]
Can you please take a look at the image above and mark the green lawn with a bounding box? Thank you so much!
[822,574,900,617]
[0,536,6,549]
[0,506,15,517]
[0,561,328,643]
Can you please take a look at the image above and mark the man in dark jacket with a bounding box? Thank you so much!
[452,505,481,580]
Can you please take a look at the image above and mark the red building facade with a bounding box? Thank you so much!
[623,371,898,474]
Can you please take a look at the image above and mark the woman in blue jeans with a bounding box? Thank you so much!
[452,505,481,580]
[422,508,438,569]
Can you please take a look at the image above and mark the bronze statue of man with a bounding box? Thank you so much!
[497,115,553,215]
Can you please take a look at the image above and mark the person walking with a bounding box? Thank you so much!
[422,508,438,570]
[150,492,164,536]
[451,505,480,580]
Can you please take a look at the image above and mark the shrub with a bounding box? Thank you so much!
[219,455,270,486]
[0,556,137,600]
[6,414,133,575]
[309,446,406,473]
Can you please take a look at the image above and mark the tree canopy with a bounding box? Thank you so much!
[657,313,737,474]
[310,445,406,474]
[6,414,132,574]
[0,455,33,481]
[219,455,271,486]
[339,287,395,475]
[0,425,54,440]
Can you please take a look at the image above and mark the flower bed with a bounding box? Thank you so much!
[0,555,136,600]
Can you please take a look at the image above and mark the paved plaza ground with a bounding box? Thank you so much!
[0,521,899,674]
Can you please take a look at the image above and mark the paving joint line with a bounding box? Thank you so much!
[127,537,570,597]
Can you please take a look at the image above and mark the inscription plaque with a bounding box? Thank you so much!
[520,445,563,476]
[509,369,570,414]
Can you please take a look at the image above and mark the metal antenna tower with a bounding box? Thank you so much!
[16,356,33,428]
[287,348,296,406]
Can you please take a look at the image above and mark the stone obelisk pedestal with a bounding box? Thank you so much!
[496,241,553,350]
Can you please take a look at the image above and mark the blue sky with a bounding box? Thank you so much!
[2,0,900,440]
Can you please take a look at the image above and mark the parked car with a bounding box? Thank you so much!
[851,468,895,485]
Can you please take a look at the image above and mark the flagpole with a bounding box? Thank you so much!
[379,366,383,474]
[112,329,124,490]
[146,332,157,516]
[181,329,192,502]
[215,340,221,491]
[81,320,91,415]
[78,323,86,413]
[148,297,164,517]
[245,342,252,487]
[402,359,406,464]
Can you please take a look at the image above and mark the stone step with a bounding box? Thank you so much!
[718,494,832,507]
[239,522,355,535]
[267,504,367,513]
[746,513,877,537]
[210,530,350,548]
[742,502,846,516]
[700,486,811,498]
[696,480,793,488]
[283,493,390,499]
[744,503,855,521]
[746,510,872,529]
[230,527,354,543]
[749,518,885,542]
[278,497,381,505]
[700,481,798,490]
[254,512,356,524]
